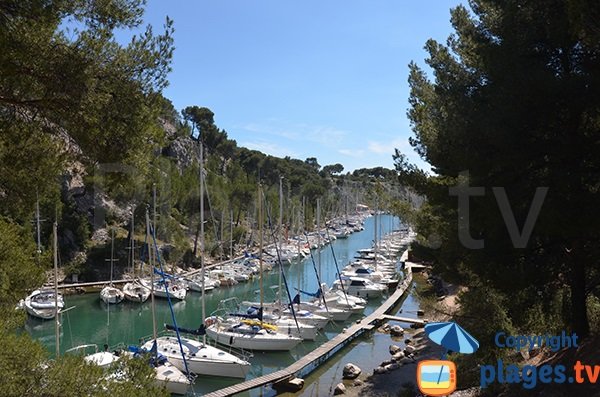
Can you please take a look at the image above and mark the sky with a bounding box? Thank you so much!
[131,0,463,172]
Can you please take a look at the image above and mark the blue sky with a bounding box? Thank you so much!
[133,1,462,172]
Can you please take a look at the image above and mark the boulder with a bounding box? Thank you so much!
[333,383,346,395]
[286,378,304,391]
[373,366,388,375]
[390,325,405,336]
[404,345,416,354]
[392,351,405,361]
[384,363,400,371]
[389,344,402,355]
[273,377,304,392]
[342,363,362,379]
[353,379,364,387]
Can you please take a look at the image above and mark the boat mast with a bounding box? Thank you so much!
[258,183,264,325]
[53,221,59,357]
[230,208,233,259]
[109,228,115,286]
[199,138,207,344]
[150,191,157,342]
[316,198,321,281]
[36,194,42,256]
[374,202,378,272]
[278,176,283,304]
[130,207,135,276]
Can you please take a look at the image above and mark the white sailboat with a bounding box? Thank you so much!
[100,228,124,305]
[23,289,64,320]
[204,317,304,351]
[149,139,251,377]
[20,204,65,320]
[123,209,150,303]
[142,208,192,395]
[332,276,387,298]
[206,184,302,351]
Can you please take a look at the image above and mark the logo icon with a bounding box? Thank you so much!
[418,322,479,396]
[417,360,457,396]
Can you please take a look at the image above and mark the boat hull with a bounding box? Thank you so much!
[144,336,251,378]
[155,362,191,396]
[206,326,302,351]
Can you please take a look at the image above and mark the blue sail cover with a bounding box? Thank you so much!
[294,287,322,298]
[153,267,177,280]
[229,306,263,320]
[128,342,167,366]
[291,293,301,305]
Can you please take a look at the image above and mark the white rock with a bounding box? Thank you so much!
[390,325,405,336]
[389,344,402,355]
[334,383,346,395]
[342,363,362,379]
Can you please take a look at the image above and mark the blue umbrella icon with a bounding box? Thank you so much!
[424,322,479,385]
[424,321,479,355]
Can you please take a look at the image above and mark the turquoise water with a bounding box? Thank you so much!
[26,215,407,395]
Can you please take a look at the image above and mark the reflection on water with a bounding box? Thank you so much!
[26,215,406,396]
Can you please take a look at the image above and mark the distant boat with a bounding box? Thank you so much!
[122,281,150,303]
[123,209,150,303]
[100,228,124,305]
[332,276,387,299]
[22,289,64,320]
[100,285,124,304]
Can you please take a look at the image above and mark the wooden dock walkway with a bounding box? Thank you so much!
[379,314,427,325]
[203,268,414,397]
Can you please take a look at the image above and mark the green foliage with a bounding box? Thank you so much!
[401,0,600,338]
[304,157,320,171]
[0,328,168,397]
[0,0,174,222]
[453,287,516,388]
[321,163,344,176]
[0,218,45,324]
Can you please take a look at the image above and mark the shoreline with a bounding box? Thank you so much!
[340,272,462,397]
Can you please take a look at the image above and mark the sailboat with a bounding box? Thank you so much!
[137,209,192,394]
[206,184,302,351]
[23,289,65,320]
[123,209,150,303]
[20,200,65,320]
[73,210,190,394]
[145,139,251,377]
[100,228,124,304]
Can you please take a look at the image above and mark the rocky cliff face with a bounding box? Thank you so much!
[57,118,198,280]
[161,119,199,171]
